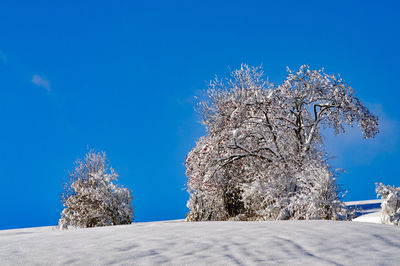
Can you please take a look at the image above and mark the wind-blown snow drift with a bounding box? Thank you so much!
[1,220,399,265]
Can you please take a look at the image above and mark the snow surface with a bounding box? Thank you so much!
[1,220,400,265]
[353,211,382,224]
[345,199,382,224]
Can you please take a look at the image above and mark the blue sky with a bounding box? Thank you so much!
[0,0,399,230]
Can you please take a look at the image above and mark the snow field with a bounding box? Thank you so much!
[1,220,400,265]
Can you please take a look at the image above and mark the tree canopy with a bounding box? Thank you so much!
[185,65,378,221]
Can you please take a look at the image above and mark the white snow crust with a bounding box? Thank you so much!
[344,199,382,206]
[1,220,399,265]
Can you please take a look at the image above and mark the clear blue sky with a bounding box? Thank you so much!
[0,0,399,230]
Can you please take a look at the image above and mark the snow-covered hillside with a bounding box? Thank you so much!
[346,199,382,224]
[1,220,399,265]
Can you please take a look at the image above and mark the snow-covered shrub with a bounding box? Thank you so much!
[376,183,400,226]
[59,151,133,229]
[185,64,378,221]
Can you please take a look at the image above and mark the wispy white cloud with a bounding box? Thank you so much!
[32,74,50,92]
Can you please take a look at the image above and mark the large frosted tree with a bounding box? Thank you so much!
[185,65,379,221]
[59,151,134,229]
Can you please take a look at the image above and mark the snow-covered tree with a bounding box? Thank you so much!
[59,151,134,229]
[376,183,400,226]
[186,64,378,221]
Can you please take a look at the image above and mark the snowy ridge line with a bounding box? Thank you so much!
[344,199,382,206]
